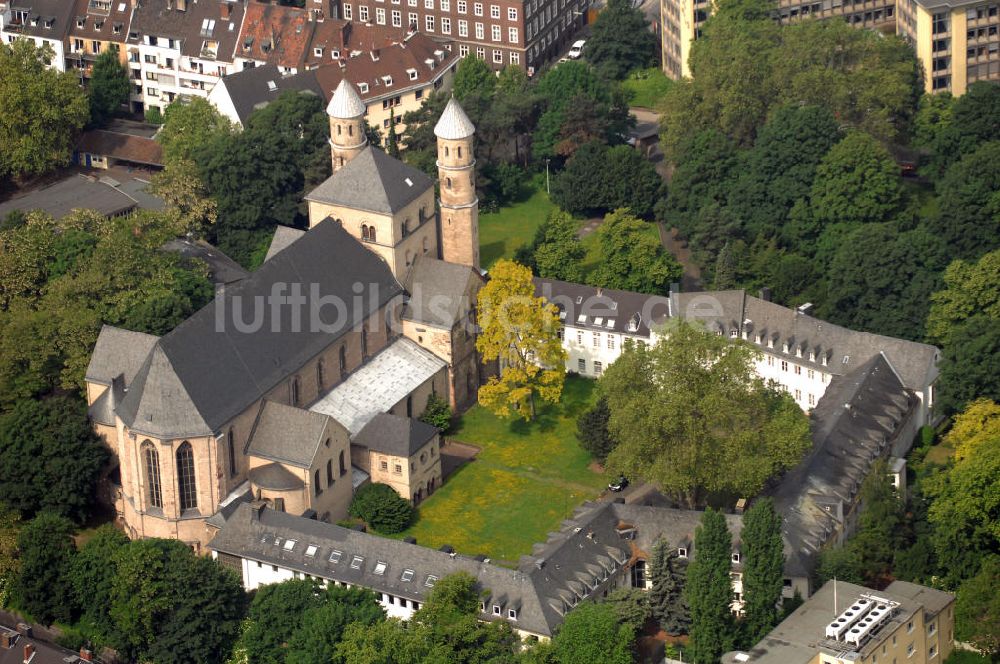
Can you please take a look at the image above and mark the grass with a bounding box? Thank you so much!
[622,67,674,110]
[479,174,558,268]
[944,651,993,664]
[397,376,606,563]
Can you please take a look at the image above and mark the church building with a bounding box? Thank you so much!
[85,82,486,550]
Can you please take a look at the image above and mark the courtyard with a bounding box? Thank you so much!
[397,375,607,564]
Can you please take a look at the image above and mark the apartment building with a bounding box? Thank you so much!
[898,0,1000,93]
[64,0,133,81]
[336,0,586,72]
[723,580,955,664]
[126,0,247,115]
[0,0,73,70]
[661,0,896,79]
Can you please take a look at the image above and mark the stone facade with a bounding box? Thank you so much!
[437,135,479,270]
[351,432,442,503]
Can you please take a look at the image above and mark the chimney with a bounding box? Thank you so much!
[0,632,16,649]
[80,648,94,662]
[22,643,34,664]
[221,1,232,20]
[759,287,771,302]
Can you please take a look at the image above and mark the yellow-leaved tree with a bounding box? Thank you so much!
[475,259,566,420]
[944,398,1000,461]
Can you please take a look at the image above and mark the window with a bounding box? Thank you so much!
[291,376,300,405]
[394,463,402,474]
[474,2,483,15]
[408,11,417,26]
[376,7,385,23]
[227,428,236,477]
[344,4,353,18]
[305,544,318,557]
[359,5,370,20]
[314,469,322,495]
[340,450,346,475]
[929,646,936,658]
[458,0,467,10]
[807,369,815,379]
[143,441,163,508]
[808,393,815,407]
[732,552,740,563]
[441,0,451,9]
[780,360,788,372]
[491,4,500,17]
[678,547,687,557]
[442,17,451,32]
[493,604,502,615]
[592,332,601,347]
[578,358,586,372]
[392,9,402,25]
[594,361,603,376]
[607,336,616,350]
[794,365,801,375]
[794,389,802,401]
[459,19,469,35]
[426,14,435,30]
[373,561,387,575]
[767,355,774,367]
[510,51,519,64]
[339,345,347,374]
[477,46,486,58]
[351,555,364,569]
[425,574,438,587]
[576,330,584,344]
[425,0,434,7]
[928,622,936,636]
[330,549,343,563]
[907,643,915,657]
[509,27,518,42]
[361,328,369,358]
[508,7,517,19]
[380,459,389,471]
[492,24,501,40]
[176,442,197,511]
[327,459,334,485]
[476,22,485,38]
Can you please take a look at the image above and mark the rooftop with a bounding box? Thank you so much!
[67,0,134,44]
[213,63,324,127]
[353,412,439,458]
[533,277,668,338]
[402,256,481,329]
[160,238,249,286]
[128,0,247,61]
[247,401,346,468]
[326,78,366,119]
[310,337,446,436]
[305,146,433,215]
[0,173,138,219]
[236,1,315,70]
[434,96,476,140]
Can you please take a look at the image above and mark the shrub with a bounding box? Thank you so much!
[144,106,163,125]
[349,483,414,534]
[420,394,453,433]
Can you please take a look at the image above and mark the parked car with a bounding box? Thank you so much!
[567,40,586,59]
[608,476,629,492]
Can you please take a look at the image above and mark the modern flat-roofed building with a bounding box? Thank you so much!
[723,579,955,664]
[898,0,1000,94]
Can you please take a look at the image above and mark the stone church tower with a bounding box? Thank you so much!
[434,98,479,270]
[327,79,368,171]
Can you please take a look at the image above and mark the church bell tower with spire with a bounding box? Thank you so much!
[327,79,368,172]
[434,97,479,270]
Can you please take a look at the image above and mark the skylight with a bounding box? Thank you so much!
[594,317,603,326]
[576,314,586,324]
[329,550,343,563]
[283,539,297,551]
[305,544,318,557]
[351,555,364,569]
[401,569,415,582]
[425,574,438,587]
[605,319,615,329]
[373,561,387,575]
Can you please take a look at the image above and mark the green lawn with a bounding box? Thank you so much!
[622,68,674,110]
[479,175,558,268]
[398,376,606,563]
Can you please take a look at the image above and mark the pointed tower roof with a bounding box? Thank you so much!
[326,79,366,119]
[434,97,476,139]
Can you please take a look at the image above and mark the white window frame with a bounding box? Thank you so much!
[508,26,518,42]
[474,2,484,15]
[492,24,501,40]
[510,51,519,64]
[508,6,518,19]
[376,7,386,23]
[459,43,470,55]
[458,19,469,36]
[344,4,353,18]
[425,14,435,30]
[359,5,370,20]
[392,9,402,25]
[491,4,500,17]
[425,0,434,8]
[475,21,485,38]
[458,0,467,11]
[442,16,451,32]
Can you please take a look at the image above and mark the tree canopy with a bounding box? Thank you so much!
[584,0,658,80]
[550,142,664,218]
[552,601,633,664]
[601,320,811,507]
[476,260,566,419]
[685,509,734,663]
[740,498,784,646]
[12,512,76,626]
[0,40,89,179]
[927,248,1000,347]
[587,209,681,296]
[88,50,130,127]
[348,483,414,534]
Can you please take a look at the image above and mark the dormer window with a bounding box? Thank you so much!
[358,82,369,93]
[314,47,323,56]
[492,604,501,615]
[732,552,740,563]
[331,49,340,58]
[382,74,393,86]
[508,608,518,620]
[480,601,486,611]
[77,16,87,28]
[407,67,418,80]
[678,547,688,557]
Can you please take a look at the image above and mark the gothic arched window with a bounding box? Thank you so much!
[176,442,197,511]
[339,345,347,374]
[143,440,162,509]
[227,428,236,478]
[369,225,377,243]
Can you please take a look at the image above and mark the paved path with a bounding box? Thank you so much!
[577,217,603,238]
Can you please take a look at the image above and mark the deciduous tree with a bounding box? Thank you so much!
[602,321,811,507]
[0,396,108,522]
[285,585,385,664]
[232,578,326,664]
[927,249,1000,347]
[0,503,19,608]
[68,524,129,641]
[937,317,1000,414]
[150,158,219,237]
[588,209,680,295]
[348,483,414,534]
[809,132,901,228]
[518,210,586,283]
[0,40,89,179]
[552,601,633,664]
[158,97,233,164]
[943,399,1000,461]
[476,260,566,420]
[453,56,497,101]
[88,50,130,127]
[685,509,734,663]
[927,141,1000,260]
[12,512,76,626]
[954,556,1000,659]
[551,142,664,218]
[584,0,658,80]
[740,498,784,646]
[605,587,651,634]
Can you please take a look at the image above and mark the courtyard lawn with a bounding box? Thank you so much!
[479,175,558,268]
[622,68,674,110]
[398,376,606,563]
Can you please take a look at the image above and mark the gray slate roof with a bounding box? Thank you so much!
[86,325,160,386]
[10,0,74,40]
[402,256,481,329]
[247,401,345,468]
[434,97,476,139]
[116,219,402,439]
[310,338,446,436]
[263,225,306,262]
[0,174,137,219]
[353,413,439,458]
[326,79,367,119]
[161,238,249,286]
[216,64,324,127]
[249,463,305,491]
[305,146,433,215]
[766,354,915,579]
[533,277,669,338]
[128,0,247,60]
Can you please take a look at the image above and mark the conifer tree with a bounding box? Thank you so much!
[386,107,400,158]
[685,508,734,663]
[740,498,785,646]
[649,537,690,634]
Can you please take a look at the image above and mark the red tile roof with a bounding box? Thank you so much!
[77,129,164,166]
[236,1,315,70]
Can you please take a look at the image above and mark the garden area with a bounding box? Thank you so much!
[478,174,558,268]
[396,375,607,563]
[621,67,674,109]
